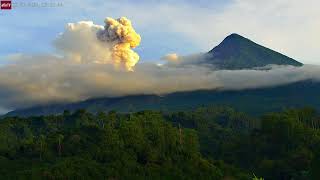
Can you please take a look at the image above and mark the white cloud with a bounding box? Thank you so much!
[88,0,320,64]
[0,107,9,115]
[1,51,320,111]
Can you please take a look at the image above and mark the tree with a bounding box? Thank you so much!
[107,110,117,128]
[97,111,107,128]
[39,134,46,160]
[57,134,64,157]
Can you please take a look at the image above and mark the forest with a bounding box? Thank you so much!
[0,106,320,179]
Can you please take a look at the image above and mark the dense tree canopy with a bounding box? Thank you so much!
[0,106,319,179]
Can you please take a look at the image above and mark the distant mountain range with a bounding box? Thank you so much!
[5,34,315,117]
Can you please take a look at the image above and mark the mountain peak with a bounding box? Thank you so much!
[222,33,249,43]
[206,34,303,69]
[208,33,250,54]
[224,33,244,40]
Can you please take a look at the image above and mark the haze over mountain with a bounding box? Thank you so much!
[5,80,320,117]
[5,34,319,117]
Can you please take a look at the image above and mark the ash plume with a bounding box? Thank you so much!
[54,17,141,71]
[97,17,141,71]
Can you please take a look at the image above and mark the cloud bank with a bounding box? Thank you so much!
[0,17,320,112]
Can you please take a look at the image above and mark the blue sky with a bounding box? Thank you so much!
[0,0,319,64]
[0,0,225,61]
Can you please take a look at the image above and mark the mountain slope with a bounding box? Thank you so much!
[204,33,303,69]
[5,80,320,117]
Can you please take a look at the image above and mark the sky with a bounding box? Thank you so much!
[0,0,320,114]
[0,0,319,64]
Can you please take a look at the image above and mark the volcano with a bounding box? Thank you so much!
[204,33,302,69]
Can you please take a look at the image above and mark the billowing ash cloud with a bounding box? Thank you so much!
[97,17,141,71]
[54,17,141,71]
[0,17,320,112]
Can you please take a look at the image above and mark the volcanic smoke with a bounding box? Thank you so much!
[97,17,141,71]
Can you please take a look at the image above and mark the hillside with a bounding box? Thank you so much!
[5,80,320,117]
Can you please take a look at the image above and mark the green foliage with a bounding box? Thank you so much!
[0,106,319,179]
[253,174,264,180]
[166,106,320,179]
[0,110,222,179]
